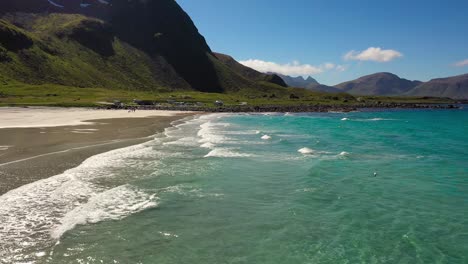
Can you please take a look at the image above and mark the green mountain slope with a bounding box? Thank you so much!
[0,0,290,93]
[213,53,287,87]
[0,14,194,91]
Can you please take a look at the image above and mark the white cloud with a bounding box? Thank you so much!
[454,59,468,67]
[238,59,346,76]
[323,63,336,70]
[336,65,348,72]
[344,47,403,62]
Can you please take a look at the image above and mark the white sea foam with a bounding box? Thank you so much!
[295,188,317,193]
[163,136,199,147]
[355,118,396,122]
[204,148,252,158]
[0,140,160,263]
[0,145,11,151]
[261,135,272,140]
[298,147,315,154]
[341,117,397,122]
[338,151,350,157]
[158,231,179,238]
[201,142,216,149]
[160,185,224,198]
[51,185,158,239]
[198,122,230,144]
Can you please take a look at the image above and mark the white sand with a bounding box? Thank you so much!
[0,107,194,129]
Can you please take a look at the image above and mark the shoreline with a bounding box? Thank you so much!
[97,103,463,113]
[0,110,196,195]
[0,103,463,195]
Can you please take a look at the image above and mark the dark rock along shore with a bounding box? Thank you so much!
[100,103,462,113]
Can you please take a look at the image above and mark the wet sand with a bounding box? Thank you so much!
[0,112,195,195]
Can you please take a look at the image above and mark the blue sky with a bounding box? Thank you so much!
[177,0,468,85]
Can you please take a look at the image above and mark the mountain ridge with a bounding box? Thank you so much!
[335,72,422,96]
[214,53,287,87]
[269,73,341,93]
[406,73,468,99]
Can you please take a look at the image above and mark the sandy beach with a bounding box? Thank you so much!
[0,107,195,194]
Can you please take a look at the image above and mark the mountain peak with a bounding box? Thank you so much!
[270,73,319,87]
[335,72,421,96]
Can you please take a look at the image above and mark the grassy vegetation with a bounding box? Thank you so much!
[0,80,453,108]
[0,14,190,91]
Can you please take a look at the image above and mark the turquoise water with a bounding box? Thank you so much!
[1,109,467,263]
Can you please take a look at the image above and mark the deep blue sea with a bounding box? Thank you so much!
[1,108,467,263]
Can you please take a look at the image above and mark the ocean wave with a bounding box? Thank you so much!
[261,135,272,140]
[0,140,162,263]
[51,185,158,239]
[163,136,200,147]
[200,142,216,149]
[338,151,351,157]
[198,121,231,144]
[348,118,397,122]
[204,148,253,158]
[160,185,224,198]
[298,147,315,154]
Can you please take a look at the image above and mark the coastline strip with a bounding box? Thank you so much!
[0,110,196,195]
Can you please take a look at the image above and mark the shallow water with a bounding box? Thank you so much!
[0,109,467,263]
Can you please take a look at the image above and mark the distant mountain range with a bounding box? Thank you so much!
[274,74,318,87]
[333,72,467,99]
[270,74,341,93]
[405,73,468,99]
[275,72,468,99]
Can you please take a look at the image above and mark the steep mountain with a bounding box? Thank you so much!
[0,0,287,93]
[271,73,341,93]
[276,74,319,88]
[214,53,287,87]
[0,13,191,90]
[0,0,110,18]
[335,72,422,96]
[405,73,468,99]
